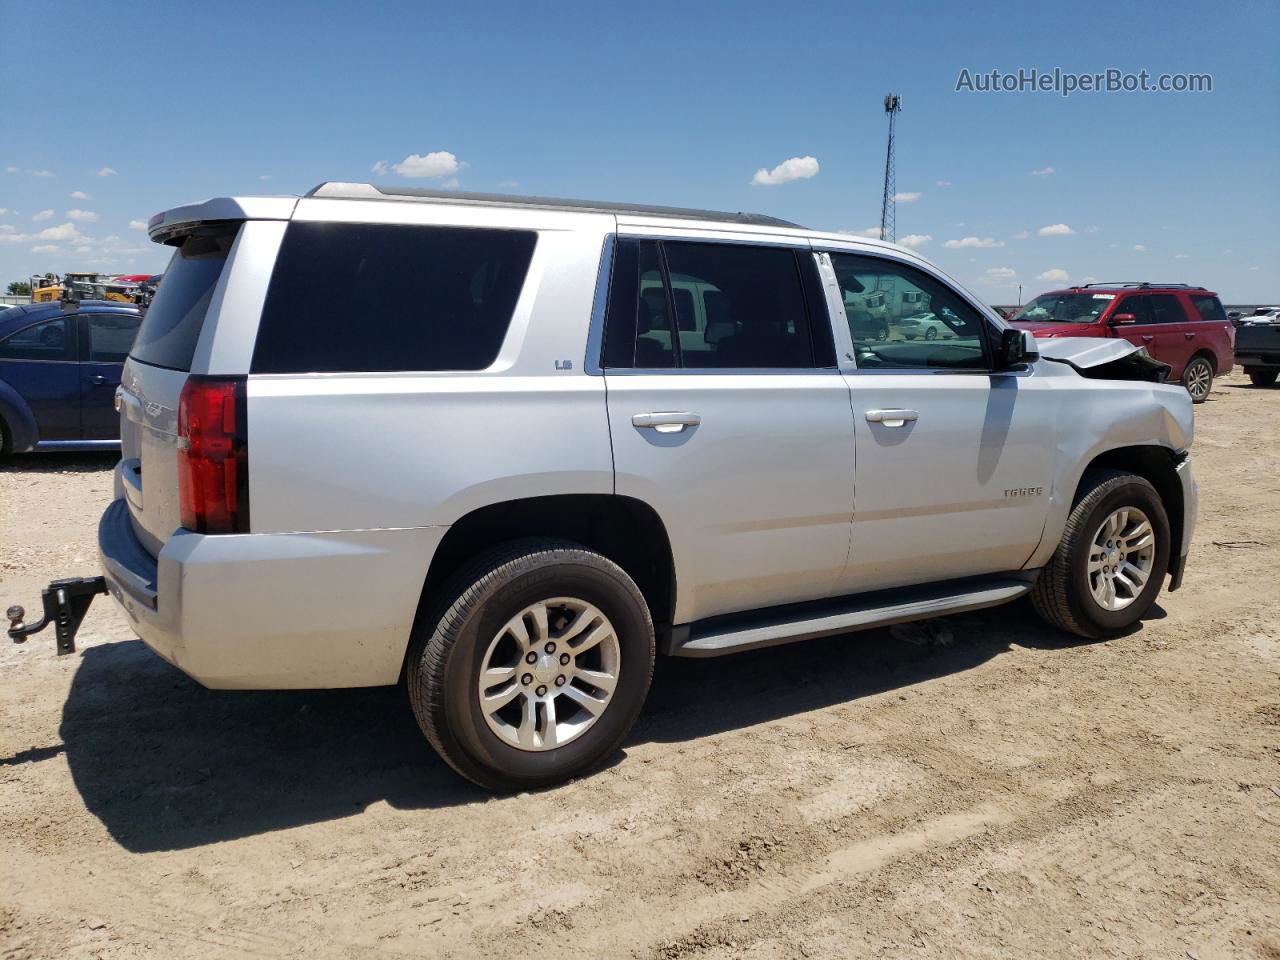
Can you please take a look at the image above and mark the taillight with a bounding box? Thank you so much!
[177,375,249,534]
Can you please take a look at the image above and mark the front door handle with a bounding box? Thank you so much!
[88,374,107,385]
[1141,335,1155,342]
[1184,332,1196,340]
[633,412,701,434]
[865,408,919,426]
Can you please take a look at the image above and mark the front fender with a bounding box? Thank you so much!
[0,380,39,452]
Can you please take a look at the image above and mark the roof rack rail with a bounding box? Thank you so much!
[1078,281,1207,290]
[304,182,804,229]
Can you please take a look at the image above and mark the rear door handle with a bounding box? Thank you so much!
[88,374,107,385]
[865,408,919,426]
[1141,335,1154,342]
[632,412,701,433]
[1184,332,1196,340]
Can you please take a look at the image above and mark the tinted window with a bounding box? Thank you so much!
[252,222,536,374]
[131,226,238,371]
[1189,294,1227,324]
[85,313,141,363]
[1147,294,1187,324]
[603,240,825,369]
[1113,295,1152,324]
[829,253,990,369]
[0,317,75,361]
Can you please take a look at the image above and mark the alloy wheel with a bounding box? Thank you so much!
[477,598,621,751]
[1087,506,1156,612]
[1184,359,1212,402]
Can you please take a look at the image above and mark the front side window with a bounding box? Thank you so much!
[830,253,990,370]
[252,222,537,374]
[1113,295,1153,324]
[0,317,75,362]
[603,239,832,369]
[85,312,141,363]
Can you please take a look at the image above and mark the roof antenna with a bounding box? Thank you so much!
[879,93,902,243]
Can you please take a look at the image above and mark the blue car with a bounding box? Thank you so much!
[0,300,142,455]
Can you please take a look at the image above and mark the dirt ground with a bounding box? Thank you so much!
[1,368,1277,960]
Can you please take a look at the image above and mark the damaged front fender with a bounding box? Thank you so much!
[1034,337,1171,383]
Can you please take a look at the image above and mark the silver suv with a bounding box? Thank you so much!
[9,183,1198,790]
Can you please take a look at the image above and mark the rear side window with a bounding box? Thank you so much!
[1147,294,1187,324]
[130,225,239,371]
[252,222,537,374]
[602,239,833,369]
[84,313,141,363]
[1189,294,1226,324]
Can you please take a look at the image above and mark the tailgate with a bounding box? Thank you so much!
[1236,323,1280,360]
[118,224,241,556]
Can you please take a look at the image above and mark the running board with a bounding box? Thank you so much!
[670,578,1033,658]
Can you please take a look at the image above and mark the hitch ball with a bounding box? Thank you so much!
[7,605,27,643]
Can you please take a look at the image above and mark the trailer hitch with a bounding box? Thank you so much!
[7,576,107,655]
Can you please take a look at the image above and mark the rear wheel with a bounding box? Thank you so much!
[924,326,938,340]
[1247,369,1278,387]
[0,416,9,457]
[407,539,655,791]
[1182,356,1214,403]
[1031,470,1170,639]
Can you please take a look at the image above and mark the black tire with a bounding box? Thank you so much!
[1248,369,1278,387]
[407,538,654,791]
[0,416,10,457]
[1031,470,1171,640]
[924,326,938,340]
[1182,355,1214,404]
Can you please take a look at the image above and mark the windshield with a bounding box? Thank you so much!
[1013,293,1113,324]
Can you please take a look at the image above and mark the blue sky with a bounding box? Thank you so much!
[2,0,1277,303]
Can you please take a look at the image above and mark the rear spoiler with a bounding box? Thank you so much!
[147,196,297,245]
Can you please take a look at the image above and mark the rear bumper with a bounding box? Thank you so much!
[98,498,447,690]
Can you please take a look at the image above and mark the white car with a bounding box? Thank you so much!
[896,311,956,341]
[8,183,1198,791]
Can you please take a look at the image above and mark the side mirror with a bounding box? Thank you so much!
[998,328,1038,369]
[1111,313,1137,325]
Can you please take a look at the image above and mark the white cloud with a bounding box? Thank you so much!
[96,167,117,177]
[70,190,90,200]
[897,234,931,249]
[1037,268,1070,284]
[36,222,83,242]
[977,267,1017,283]
[751,155,820,186]
[439,177,460,189]
[258,174,273,181]
[944,236,1004,249]
[1132,244,1146,252]
[1030,167,1056,176]
[893,191,921,202]
[1248,265,1260,271]
[1013,230,1029,240]
[75,245,93,255]
[66,208,98,222]
[31,244,60,254]
[31,169,54,178]
[32,209,54,221]
[1084,225,1100,233]
[375,151,464,179]
[128,219,148,230]
[1174,253,1190,260]
[1038,223,1075,236]
[935,180,952,187]
[4,166,18,173]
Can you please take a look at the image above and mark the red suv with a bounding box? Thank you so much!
[1010,283,1235,402]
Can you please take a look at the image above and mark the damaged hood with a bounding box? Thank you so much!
[1035,337,1171,382]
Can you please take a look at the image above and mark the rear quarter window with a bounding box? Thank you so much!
[1189,294,1227,324]
[251,222,537,374]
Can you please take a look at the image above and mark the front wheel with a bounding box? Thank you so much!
[407,539,655,791]
[1031,470,1171,639]
[1182,356,1214,403]
[1248,369,1278,387]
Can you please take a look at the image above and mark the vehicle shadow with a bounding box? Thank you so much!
[2,451,118,474]
[56,600,1126,852]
